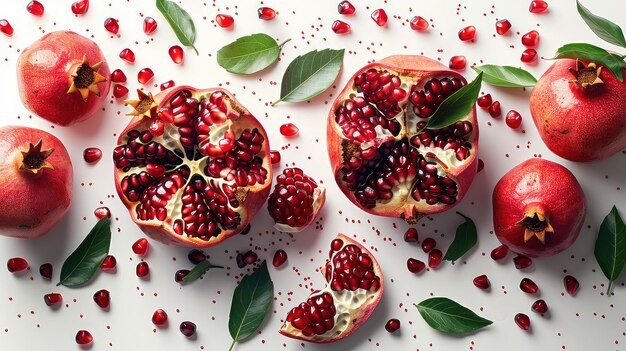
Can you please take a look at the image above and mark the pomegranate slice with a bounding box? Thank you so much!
[279,234,383,343]
[113,87,272,247]
[328,55,478,223]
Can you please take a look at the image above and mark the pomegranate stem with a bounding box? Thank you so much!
[19,139,55,174]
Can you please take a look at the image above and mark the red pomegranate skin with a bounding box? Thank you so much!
[492,158,586,258]
[17,31,111,126]
[0,126,73,238]
[530,59,626,162]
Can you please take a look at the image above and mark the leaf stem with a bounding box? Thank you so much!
[228,339,236,351]
[270,98,283,107]
[278,38,292,48]
[192,44,199,55]
[606,280,613,296]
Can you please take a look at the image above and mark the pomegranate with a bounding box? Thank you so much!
[492,159,586,258]
[16,31,111,126]
[530,59,626,162]
[279,234,383,343]
[113,86,272,247]
[327,55,479,223]
[179,321,196,337]
[0,126,72,238]
[75,330,93,345]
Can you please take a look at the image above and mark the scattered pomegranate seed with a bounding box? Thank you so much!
[258,7,276,20]
[522,30,540,48]
[488,101,502,117]
[112,84,129,98]
[188,249,206,264]
[26,1,45,16]
[280,123,299,137]
[473,275,490,289]
[514,313,531,330]
[216,14,234,28]
[490,244,508,260]
[564,275,579,296]
[71,0,89,15]
[169,45,184,64]
[458,25,476,41]
[94,207,111,219]
[136,262,150,277]
[529,1,549,14]
[495,19,511,35]
[521,48,538,63]
[513,254,532,269]
[160,80,175,91]
[175,269,190,283]
[152,309,168,325]
[531,299,548,314]
[477,94,492,109]
[273,250,288,267]
[520,278,539,294]
[371,9,388,27]
[110,69,127,83]
[449,55,467,70]
[93,289,110,309]
[270,150,281,164]
[44,293,62,306]
[132,238,149,256]
[75,330,93,345]
[7,258,28,272]
[83,147,102,163]
[332,20,351,34]
[428,249,443,269]
[100,255,116,271]
[409,16,429,31]
[0,19,14,36]
[143,17,157,35]
[407,258,425,273]
[237,250,258,268]
[179,321,196,337]
[404,228,418,242]
[39,263,52,279]
[506,110,523,129]
[385,318,400,333]
[119,48,135,63]
[421,237,436,253]
[337,1,355,15]
[137,68,154,84]
[104,17,119,34]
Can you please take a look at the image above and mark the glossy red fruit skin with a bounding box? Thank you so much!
[428,249,443,268]
[421,237,436,253]
[94,207,111,219]
[404,228,418,242]
[104,18,119,34]
[110,69,127,83]
[179,321,196,337]
[27,1,45,16]
[513,255,532,269]
[564,275,579,296]
[338,1,355,15]
[143,17,157,34]
[16,31,111,126]
[169,46,184,64]
[0,127,73,238]
[119,48,135,63]
[273,249,288,267]
[407,258,425,273]
[458,25,476,41]
[522,30,540,48]
[529,1,548,13]
[473,274,490,289]
[371,9,388,27]
[490,244,508,261]
[332,20,351,34]
[113,84,129,98]
[7,258,29,272]
[44,293,62,306]
[137,68,154,84]
[410,16,428,31]
[100,255,116,271]
[385,319,400,333]
[270,150,281,164]
[521,49,538,63]
[505,110,522,129]
[520,278,539,294]
[280,123,299,137]
[514,313,531,330]
[40,263,53,279]
[530,59,626,161]
[495,19,511,35]
[136,262,149,277]
[93,289,110,308]
[152,309,168,325]
[160,80,175,91]
[258,7,276,20]
[75,330,93,345]
[132,238,149,256]
[71,0,89,15]
[0,19,14,36]
[449,55,467,70]
[216,14,234,28]
[493,159,586,258]
[488,101,501,117]
[531,299,548,314]
[83,147,102,163]
[477,94,492,109]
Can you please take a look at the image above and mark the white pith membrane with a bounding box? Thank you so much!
[114,90,270,245]
[273,187,326,233]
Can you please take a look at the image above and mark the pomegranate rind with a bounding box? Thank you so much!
[327,55,478,223]
[279,234,384,343]
[114,86,272,247]
[273,186,326,233]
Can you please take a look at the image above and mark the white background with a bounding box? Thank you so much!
[1,0,625,350]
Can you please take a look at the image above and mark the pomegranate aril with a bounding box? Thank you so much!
[216,14,234,28]
[404,228,418,242]
[138,68,154,84]
[0,19,14,36]
[522,30,540,48]
[160,80,175,91]
[81,147,102,164]
[458,25,476,41]
[100,255,116,271]
[421,237,436,253]
[104,17,120,34]
[7,257,28,272]
[270,150,281,164]
[513,254,532,269]
[531,299,548,314]
[143,17,158,35]
[477,94,492,109]
[514,313,531,330]
[490,244,508,261]
[332,20,351,34]
[93,289,110,309]
[169,45,184,64]
[371,9,388,27]
[521,49,538,63]
[75,330,93,345]
[113,84,129,98]
[273,249,288,267]
[564,275,579,296]
[44,293,62,306]
[385,318,400,333]
[407,258,425,273]
[71,0,89,15]
[94,206,111,219]
[410,16,428,31]
[520,278,539,294]
[40,263,53,279]
[26,1,45,16]
[111,69,127,83]
[136,262,150,277]
[119,48,135,63]
[243,250,258,265]
[175,269,190,283]
[488,101,502,117]
[495,19,511,35]
[506,110,523,129]
[449,55,467,70]
[258,7,276,20]
[280,123,299,137]
[179,321,196,337]
[428,249,443,269]
[132,238,149,256]
[529,1,548,14]
[338,1,355,15]
[152,309,168,325]
[188,249,206,264]
[473,274,490,289]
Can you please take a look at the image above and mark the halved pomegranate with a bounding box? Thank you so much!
[279,234,383,343]
[328,55,479,223]
[113,86,272,247]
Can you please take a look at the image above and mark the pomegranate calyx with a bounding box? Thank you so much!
[67,55,107,102]
[516,204,554,243]
[125,90,157,119]
[19,140,55,174]
[568,60,603,88]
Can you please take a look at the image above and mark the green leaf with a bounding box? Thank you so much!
[228,261,274,351]
[156,0,198,55]
[415,297,492,334]
[57,218,111,287]
[552,43,626,81]
[444,212,478,261]
[472,65,537,88]
[273,48,344,105]
[594,206,626,295]
[217,34,290,75]
[577,0,626,48]
[182,260,224,283]
[426,72,482,130]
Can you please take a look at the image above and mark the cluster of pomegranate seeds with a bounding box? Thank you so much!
[513,254,532,269]
[490,244,509,261]
[26,1,45,16]
[514,313,531,331]
[421,237,436,253]
[188,249,206,264]
[529,0,549,13]
[337,1,355,15]
[520,278,539,294]
[0,19,13,36]
[407,258,425,273]
[506,110,523,129]
[428,249,443,268]
[113,84,129,98]
[458,25,476,41]
[179,321,196,337]
[477,94,492,109]
[564,275,579,295]
[286,292,336,336]
[273,249,288,267]
[143,17,158,34]
[132,238,149,256]
[137,68,154,84]
[267,168,321,229]
[521,49,538,63]
[531,299,548,314]
[44,293,62,306]
[410,16,429,31]
[325,238,381,291]
[334,96,401,142]
[169,45,184,64]
[160,80,175,90]
[75,330,93,345]
[473,275,490,289]
[93,289,110,309]
[495,19,511,35]
[7,257,29,272]
[280,123,299,137]
[236,250,258,268]
[152,309,168,325]
[119,48,135,63]
[71,0,89,15]
[270,150,281,164]
[371,9,388,26]
[39,263,53,279]
[449,55,467,70]
[94,206,111,219]
[332,20,351,34]
[175,269,189,282]
[216,14,234,28]
[522,30,540,48]
[488,101,502,117]
[136,262,150,277]
[258,7,276,20]
[385,318,400,333]
[404,227,418,242]
[100,255,116,271]
[410,77,464,118]
[83,147,102,163]
[111,69,127,83]
[104,17,120,34]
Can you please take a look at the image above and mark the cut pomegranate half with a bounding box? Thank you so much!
[113,86,272,247]
[279,234,383,343]
[327,55,479,223]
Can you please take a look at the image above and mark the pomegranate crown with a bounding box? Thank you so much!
[516,203,554,244]
[67,55,107,101]
[569,60,603,88]
[19,140,55,174]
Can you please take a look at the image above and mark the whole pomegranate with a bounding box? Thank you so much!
[0,126,73,238]
[530,59,626,162]
[17,31,111,126]
[328,55,478,223]
[279,234,383,342]
[492,158,586,258]
[113,87,272,247]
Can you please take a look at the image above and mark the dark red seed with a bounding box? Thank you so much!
[44,293,62,306]
[270,150,281,165]
[338,1,355,15]
[169,45,184,64]
[529,1,548,14]
[119,48,135,63]
[564,275,579,296]
[241,224,251,235]
[520,278,539,294]
[138,68,154,84]
[506,110,523,129]
[488,101,502,117]
[94,206,111,219]
[404,228,419,242]
[428,249,443,269]
[0,19,14,36]
[407,258,425,273]
[280,123,299,137]
[243,251,258,265]
[273,249,288,267]
[458,25,476,41]
[152,309,168,325]
[410,16,428,31]
[449,55,467,70]
[188,249,206,264]
[175,269,190,283]
[522,30,540,48]
[531,299,548,314]
[513,255,532,269]
[7,257,28,272]
[136,262,150,277]
[160,80,175,91]
[26,1,45,16]
[179,321,196,337]
[332,20,351,34]
[104,17,119,34]
[473,274,490,289]
[216,14,234,28]
[371,9,388,27]
[39,263,53,279]
[385,318,400,333]
[143,17,157,35]
[100,255,116,271]
[113,84,129,98]
[490,244,508,261]
[495,19,511,35]
[110,69,127,83]
[93,289,110,309]
[477,159,485,173]
[477,94,492,109]
[521,49,538,63]
[71,0,89,15]
[258,7,276,20]
[421,237,436,253]
[132,238,149,256]
[83,147,102,163]
[75,330,93,345]
[514,313,531,330]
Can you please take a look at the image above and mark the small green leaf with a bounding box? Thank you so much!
[217,34,290,75]
[58,218,111,287]
[228,261,274,351]
[426,72,482,130]
[156,0,198,55]
[182,260,224,283]
[577,0,626,48]
[472,65,537,88]
[444,212,478,261]
[273,49,344,105]
[552,43,626,81]
[415,297,492,334]
[594,206,626,295]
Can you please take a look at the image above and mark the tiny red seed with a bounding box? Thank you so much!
[104,17,119,34]
[564,275,579,296]
[132,238,149,256]
[531,299,548,314]
[119,48,135,63]
[112,84,129,98]
[160,80,175,91]
[449,55,467,70]
[385,318,400,333]
[93,289,110,309]
[506,110,523,129]
[514,313,531,331]
[75,330,93,345]
[94,207,111,219]
[71,0,89,15]
[44,293,62,306]
[152,309,168,326]
[273,249,288,267]
[26,1,45,16]
[520,278,539,294]
[477,94,492,109]
[39,263,53,279]
[371,9,388,27]
[270,150,281,165]
[473,274,490,290]
[187,249,206,264]
[258,7,276,20]
[143,17,157,35]
[180,321,196,337]
[428,249,443,269]
[0,19,14,36]
[409,16,428,31]
[458,25,476,41]
[404,228,419,242]
[83,147,102,163]
[100,255,116,271]
[136,262,150,277]
[529,0,549,14]
[337,1,355,15]
[488,101,502,118]
[216,14,234,28]
[280,123,299,137]
[495,19,511,35]
[407,258,425,273]
[168,45,184,64]
[521,48,538,63]
[332,20,351,34]
[522,30,540,48]
[110,69,127,83]
[7,257,29,272]
[490,244,508,260]
[421,237,436,253]
[137,68,154,84]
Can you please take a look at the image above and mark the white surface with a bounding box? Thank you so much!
[1,0,625,350]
